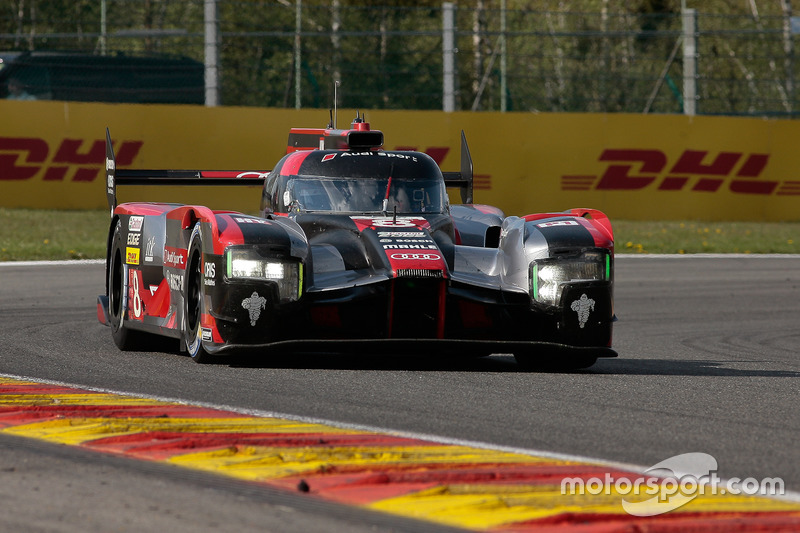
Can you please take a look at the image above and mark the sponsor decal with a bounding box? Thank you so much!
[378,229,439,251]
[340,151,375,158]
[105,157,115,192]
[234,171,269,179]
[336,150,420,163]
[241,291,267,326]
[0,137,142,182]
[377,231,428,238]
[233,216,270,225]
[537,220,579,228]
[126,247,140,265]
[144,236,156,262]
[570,293,595,329]
[127,233,141,246]
[562,148,798,196]
[201,328,213,342]
[128,269,145,320]
[128,216,144,232]
[377,152,418,162]
[167,271,183,291]
[163,247,186,268]
[380,239,435,243]
[390,253,442,261]
[383,244,438,250]
[204,262,216,286]
[321,153,336,162]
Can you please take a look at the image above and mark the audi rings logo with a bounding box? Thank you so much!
[390,253,442,261]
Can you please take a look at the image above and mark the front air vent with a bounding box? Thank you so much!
[391,278,443,338]
[396,269,444,278]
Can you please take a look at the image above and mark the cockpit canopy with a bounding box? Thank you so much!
[262,150,450,215]
[284,175,446,214]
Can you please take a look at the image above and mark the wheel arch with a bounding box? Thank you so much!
[104,215,121,297]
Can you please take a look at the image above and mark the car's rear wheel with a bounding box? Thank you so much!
[108,219,146,350]
[183,224,212,363]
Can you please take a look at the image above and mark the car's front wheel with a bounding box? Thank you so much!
[183,224,212,363]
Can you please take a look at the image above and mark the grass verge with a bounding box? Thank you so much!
[615,220,799,254]
[0,208,798,261]
[0,209,109,261]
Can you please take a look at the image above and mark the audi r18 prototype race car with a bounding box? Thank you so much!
[97,115,616,369]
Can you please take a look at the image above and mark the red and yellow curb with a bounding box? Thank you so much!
[2,376,799,531]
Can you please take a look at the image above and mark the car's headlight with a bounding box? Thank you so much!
[226,248,303,302]
[530,250,610,306]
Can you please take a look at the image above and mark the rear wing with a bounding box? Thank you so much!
[105,129,267,215]
[442,130,474,204]
[287,126,384,153]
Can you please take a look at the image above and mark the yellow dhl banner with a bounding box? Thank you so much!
[1,100,798,221]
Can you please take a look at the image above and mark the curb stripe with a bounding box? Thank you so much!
[1,376,799,531]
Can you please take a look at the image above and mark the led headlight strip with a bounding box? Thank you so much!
[225,247,303,302]
[530,249,610,306]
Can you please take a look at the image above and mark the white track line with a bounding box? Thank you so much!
[0,259,105,267]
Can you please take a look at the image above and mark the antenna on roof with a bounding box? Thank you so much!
[333,80,341,129]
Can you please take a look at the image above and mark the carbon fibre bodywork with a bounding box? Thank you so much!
[98,118,616,367]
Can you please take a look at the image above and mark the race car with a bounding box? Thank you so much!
[97,115,616,369]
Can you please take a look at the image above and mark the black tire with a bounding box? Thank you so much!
[108,219,147,350]
[183,224,212,363]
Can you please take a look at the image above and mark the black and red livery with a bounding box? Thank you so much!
[98,116,616,368]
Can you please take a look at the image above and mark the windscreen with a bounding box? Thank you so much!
[283,176,448,215]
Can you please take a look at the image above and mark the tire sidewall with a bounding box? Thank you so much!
[108,218,129,345]
[183,224,207,361]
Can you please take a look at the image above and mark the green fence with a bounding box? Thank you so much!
[1,1,798,116]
